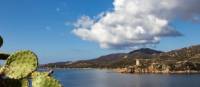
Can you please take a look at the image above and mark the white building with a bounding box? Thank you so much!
[136,59,140,66]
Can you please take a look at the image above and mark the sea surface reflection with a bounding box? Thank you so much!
[53,69,200,87]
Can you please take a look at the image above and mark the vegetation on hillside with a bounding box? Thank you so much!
[42,45,200,70]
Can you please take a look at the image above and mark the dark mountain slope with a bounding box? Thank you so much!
[129,48,162,54]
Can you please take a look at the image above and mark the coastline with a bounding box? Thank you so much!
[113,68,200,74]
[40,67,200,74]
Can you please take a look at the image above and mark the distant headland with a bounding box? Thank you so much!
[41,45,200,74]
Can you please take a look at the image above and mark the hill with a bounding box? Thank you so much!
[41,45,200,69]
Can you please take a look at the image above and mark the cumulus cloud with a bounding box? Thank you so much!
[73,0,200,49]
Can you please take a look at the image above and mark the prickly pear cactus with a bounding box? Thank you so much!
[0,78,29,87]
[0,35,62,87]
[0,35,8,60]
[0,35,3,48]
[31,72,62,87]
[31,71,49,77]
[3,50,38,79]
[0,52,10,60]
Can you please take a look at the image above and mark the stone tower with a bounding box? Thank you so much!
[136,59,140,66]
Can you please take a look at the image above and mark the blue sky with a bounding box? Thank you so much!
[0,0,200,64]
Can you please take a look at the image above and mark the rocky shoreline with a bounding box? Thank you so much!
[113,59,200,74]
[114,68,200,74]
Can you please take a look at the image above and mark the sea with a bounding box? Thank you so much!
[52,69,200,87]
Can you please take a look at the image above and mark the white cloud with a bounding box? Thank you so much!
[74,16,95,29]
[73,0,200,49]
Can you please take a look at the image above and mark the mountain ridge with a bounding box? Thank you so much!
[41,44,200,68]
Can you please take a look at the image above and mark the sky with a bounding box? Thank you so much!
[0,0,200,64]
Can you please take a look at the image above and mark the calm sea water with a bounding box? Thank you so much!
[52,69,200,87]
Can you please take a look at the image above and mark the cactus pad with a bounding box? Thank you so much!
[21,79,29,87]
[31,71,49,77]
[0,35,62,86]
[4,50,38,79]
[0,52,10,60]
[0,66,5,74]
[32,72,62,87]
[0,78,29,87]
[0,35,3,48]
